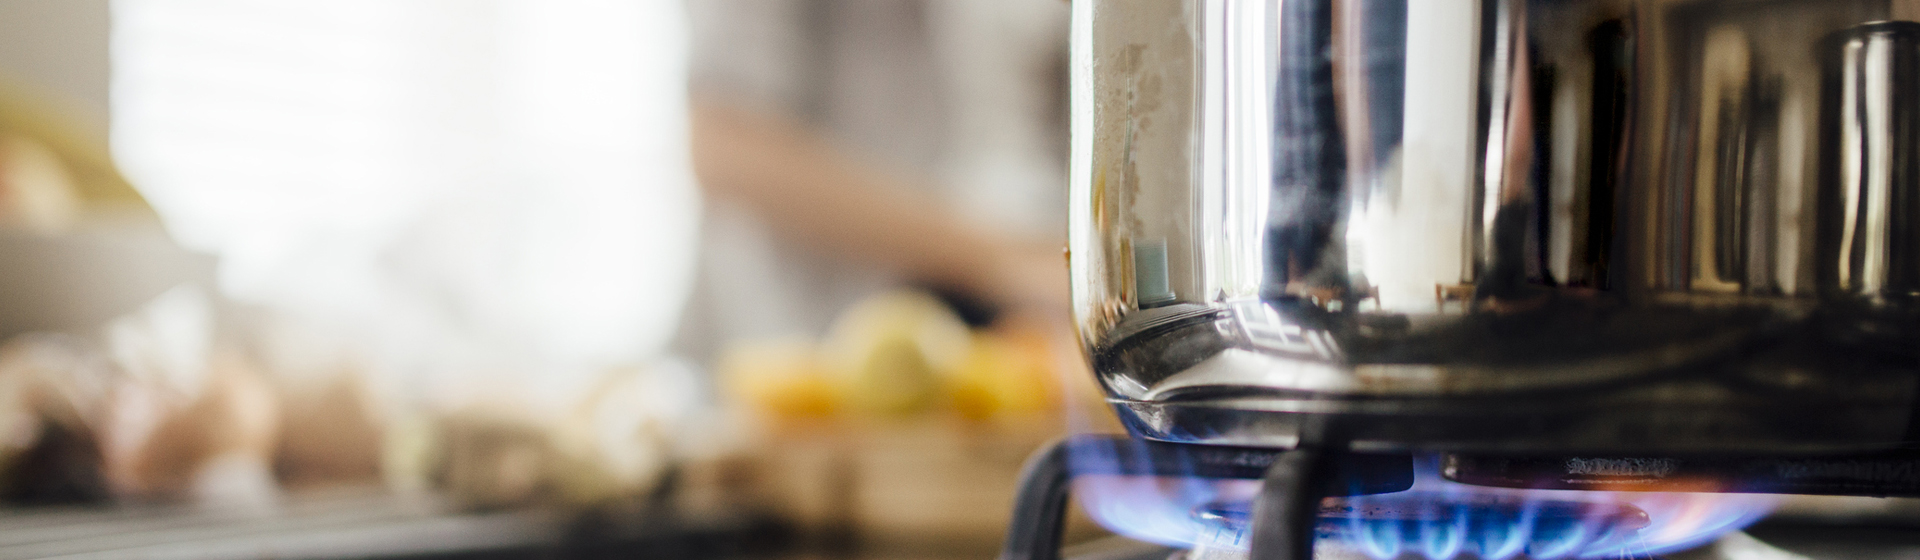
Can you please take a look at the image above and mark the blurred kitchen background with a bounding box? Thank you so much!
[0,1,1111,558]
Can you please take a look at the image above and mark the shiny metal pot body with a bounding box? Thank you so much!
[1069,0,1920,453]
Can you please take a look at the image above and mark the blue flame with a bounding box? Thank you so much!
[1072,455,1777,559]
[1074,474,1263,547]
[1414,504,1464,560]
[1356,491,1772,560]
[1324,492,1656,560]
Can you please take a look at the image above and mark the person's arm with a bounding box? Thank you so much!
[690,101,1065,317]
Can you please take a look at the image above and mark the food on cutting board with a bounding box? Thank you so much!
[386,364,692,510]
[0,334,114,503]
[0,284,1065,512]
[823,291,973,415]
[0,303,695,512]
[949,326,1057,420]
[271,371,384,488]
[104,350,280,504]
[423,407,556,510]
[0,285,286,507]
[721,338,839,419]
[721,289,1062,423]
[97,288,280,504]
[550,366,678,506]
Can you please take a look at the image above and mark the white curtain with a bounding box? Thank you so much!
[110,0,699,411]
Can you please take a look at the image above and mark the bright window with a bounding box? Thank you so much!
[110,0,698,400]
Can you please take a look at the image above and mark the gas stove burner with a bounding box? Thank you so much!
[1441,452,1920,497]
[1189,496,1650,560]
[1003,436,1801,560]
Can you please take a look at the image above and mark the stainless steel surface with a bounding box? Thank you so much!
[0,489,777,560]
[0,490,562,560]
[1818,21,1920,302]
[1068,0,1920,452]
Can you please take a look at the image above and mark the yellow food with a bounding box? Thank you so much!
[950,330,1058,420]
[719,338,839,420]
[822,291,971,416]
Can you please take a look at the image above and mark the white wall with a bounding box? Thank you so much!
[0,0,113,138]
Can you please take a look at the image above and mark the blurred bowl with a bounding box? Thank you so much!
[0,228,214,339]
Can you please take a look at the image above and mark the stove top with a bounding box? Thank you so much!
[1005,436,1920,560]
[1063,523,1920,560]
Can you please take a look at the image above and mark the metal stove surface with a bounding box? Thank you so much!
[1066,523,1920,560]
[0,488,783,560]
[1007,436,1920,560]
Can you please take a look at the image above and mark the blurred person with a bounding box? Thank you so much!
[107,0,1071,508]
[676,0,1071,366]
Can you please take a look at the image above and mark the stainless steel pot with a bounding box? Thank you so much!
[1069,0,1920,453]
